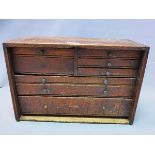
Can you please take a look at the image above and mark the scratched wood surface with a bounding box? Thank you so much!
[78,58,140,68]
[18,96,132,117]
[78,68,137,77]
[16,83,134,97]
[13,55,74,75]
[4,37,148,50]
[14,75,136,85]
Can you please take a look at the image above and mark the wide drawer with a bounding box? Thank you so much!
[12,55,74,75]
[18,96,132,117]
[16,83,134,97]
[14,75,136,85]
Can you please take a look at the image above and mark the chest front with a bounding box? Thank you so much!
[3,37,149,124]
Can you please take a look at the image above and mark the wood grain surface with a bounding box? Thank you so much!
[18,96,132,117]
[15,75,136,85]
[16,83,134,97]
[13,55,74,75]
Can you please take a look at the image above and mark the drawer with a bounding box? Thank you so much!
[78,58,139,68]
[18,96,132,117]
[12,55,74,75]
[78,49,141,59]
[78,68,137,77]
[13,47,74,57]
[15,75,136,85]
[16,83,134,97]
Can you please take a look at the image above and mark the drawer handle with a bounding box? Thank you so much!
[104,79,109,85]
[42,78,47,84]
[103,89,108,95]
[106,62,112,67]
[102,106,106,110]
[42,88,50,94]
[44,105,48,109]
[105,71,111,76]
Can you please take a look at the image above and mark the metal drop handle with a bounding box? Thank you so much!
[103,89,108,95]
[42,88,49,93]
[107,62,112,67]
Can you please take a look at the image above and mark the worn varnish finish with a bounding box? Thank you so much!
[3,37,149,124]
[16,83,134,97]
[15,75,136,85]
[13,55,74,75]
[19,96,132,117]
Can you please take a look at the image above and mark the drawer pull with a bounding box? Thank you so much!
[42,78,47,84]
[102,106,106,110]
[105,71,111,76]
[104,79,108,85]
[103,89,108,95]
[44,105,48,109]
[107,62,112,67]
[42,88,49,94]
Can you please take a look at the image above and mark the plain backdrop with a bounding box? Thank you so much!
[0,19,155,134]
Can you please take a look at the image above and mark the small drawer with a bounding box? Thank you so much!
[12,55,74,75]
[13,47,74,57]
[78,58,140,68]
[16,83,134,97]
[18,96,132,117]
[78,68,137,77]
[78,49,141,59]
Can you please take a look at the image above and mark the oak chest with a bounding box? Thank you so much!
[3,37,149,124]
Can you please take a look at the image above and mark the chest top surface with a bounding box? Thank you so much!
[3,37,148,49]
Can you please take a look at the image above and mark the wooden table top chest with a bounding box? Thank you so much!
[3,37,149,124]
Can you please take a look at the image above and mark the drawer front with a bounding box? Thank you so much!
[18,96,132,117]
[78,49,141,59]
[16,83,134,97]
[13,47,74,57]
[13,55,73,75]
[78,58,139,68]
[15,75,136,85]
[78,68,137,77]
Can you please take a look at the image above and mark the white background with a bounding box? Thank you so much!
[0,0,155,155]
[0,19,155,134]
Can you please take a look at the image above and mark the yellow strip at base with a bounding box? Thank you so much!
[20,115,129,124]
